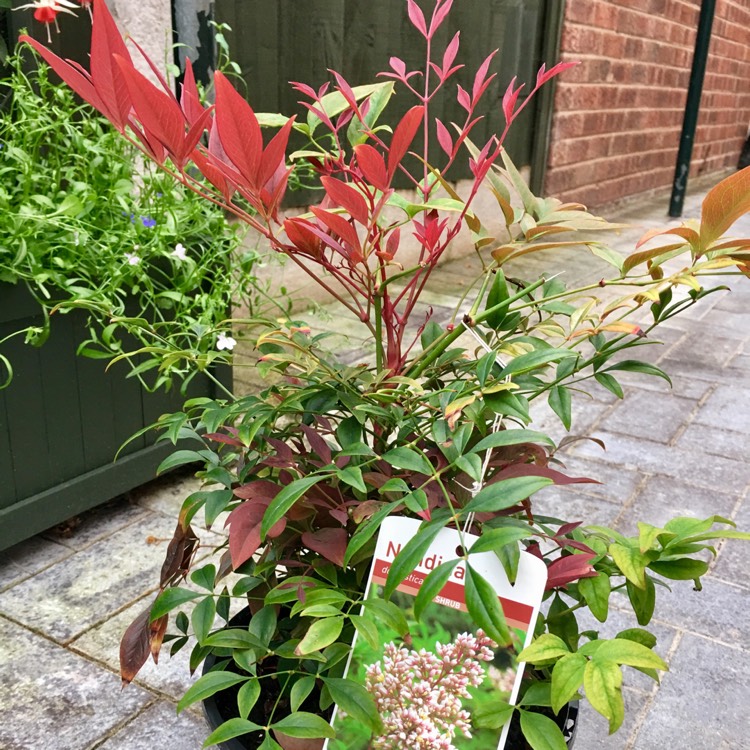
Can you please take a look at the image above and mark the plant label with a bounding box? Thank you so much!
[324,516,548,750]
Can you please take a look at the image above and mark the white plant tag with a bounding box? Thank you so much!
[324,515,548,750]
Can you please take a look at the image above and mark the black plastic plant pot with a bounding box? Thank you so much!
[201,609,580,750]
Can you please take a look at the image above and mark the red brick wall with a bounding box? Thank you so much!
[544,0,750,208]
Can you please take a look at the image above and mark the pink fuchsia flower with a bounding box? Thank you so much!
[364,630,496,750]
[216,333,237,351]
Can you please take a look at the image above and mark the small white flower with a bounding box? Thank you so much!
[172,243,188,261]
[125,252,140,266]
[216,333,237,351]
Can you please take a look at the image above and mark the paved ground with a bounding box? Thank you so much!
[1,179,749,749]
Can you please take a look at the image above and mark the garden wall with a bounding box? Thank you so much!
[545,0,750,208]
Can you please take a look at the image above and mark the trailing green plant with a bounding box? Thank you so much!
[26,1,750,749]
[0,41,266,392]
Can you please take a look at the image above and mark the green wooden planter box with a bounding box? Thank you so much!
[0,283,230,551]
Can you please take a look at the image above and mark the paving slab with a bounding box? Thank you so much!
[675,422,750,464]
[0,513,222,643]
[571,687,650,750]
[615,475,738,537]
[0,616,151,750]
[633,633,750,749]
[0,535,72,592]
[95,700,209,750]
[711,495,750,586]
[693,384,750,434]
[572,431,750,495]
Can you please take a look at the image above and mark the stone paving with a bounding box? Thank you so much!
[1,180,750,749]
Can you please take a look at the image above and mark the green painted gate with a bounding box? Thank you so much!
[214,0,562,193]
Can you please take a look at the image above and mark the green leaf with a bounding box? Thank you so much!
[384,518,447,599]
[469,526,531,555]
[520,682,552,707]
[637,522,666,553]
[150,587,202,621]
[547,593,579,651]
[518,634,571,664]
[551,652,587,714]
[649,558,710,580]
[595,639,668,671]
[290,676,315,712]
[261,476,325,539]
[295,617,344,655]
[616,628,657,649]
[627,576,656,626]
[519,709,569,750]
[323,678,381,731]
[465,565,510,645]
[498,349,577,379]
[203,718,263,748]
[464,476,553,514]
[350,614,380,649]
[584,658,624,734]
[156,449,206,475]
[578,572,611,623]
[602,359,672,386]
[548,386,572,430]
[237,679,261,719]
[469,429,556,454]
[362,598,410,636]
[413,560,460,621]
[178,672,249,713]
[594,372,624,398]
[473,700,514,729]
[343,499,401,566]
[610,542,650,588]
[191,596,216,643]
[248,606,277,647]
[485,268,512,329]
[484,390,530,422]
[381,446,434,475]
[203,630,266,650]
[336,466,366,493]
[272,712,336,739]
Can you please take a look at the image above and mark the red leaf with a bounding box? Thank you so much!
[494,464,599,486]
[536,60,579,88]
[388,105,423,181]
[502,77,523,124]
[435,118,453,157]
[283,217,323,258]
[429,0,454,39]
[214,71,263,189]
[119,607,151,686]
[90,0,132,129]
[389,56,407,77]
[299,423,333,465]
[301,528,348,567]
[456,84,471,112]
[258,116,295,190]
[233,480,283,501]
[545,553,597,589]
[385,227,401,258]
[149,614,169,664]
[320,176,369,225]
[180,58,207,126]
[442,31,461,75]
[115,55,186,165]
[226,501,287,569]
[204,431,243,447]
[354,144,389,191]
[159,522,198,588]
[311,207,361,257]
[191,148,235,203]
[406,0,428,37]
[472,50,497,102]
[19,36,106,119]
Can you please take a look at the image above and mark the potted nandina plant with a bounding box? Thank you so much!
[25,1,750,749]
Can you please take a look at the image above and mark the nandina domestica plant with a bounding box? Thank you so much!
[24,1,750,749]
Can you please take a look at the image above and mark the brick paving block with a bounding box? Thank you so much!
[0,616,151,750]
[693,384,750,435]
[616,475,737,537]
[650,577,750,645]
[533,485,622,528]
[570,686,649,750]
[676,422,750,464]
[0,513,223,643]
[711,496,750,587]
[603,388,695,444]
[0,536,72,592]
[95,700,209,750]
[633,634,750,749]
[572,431,750,495]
